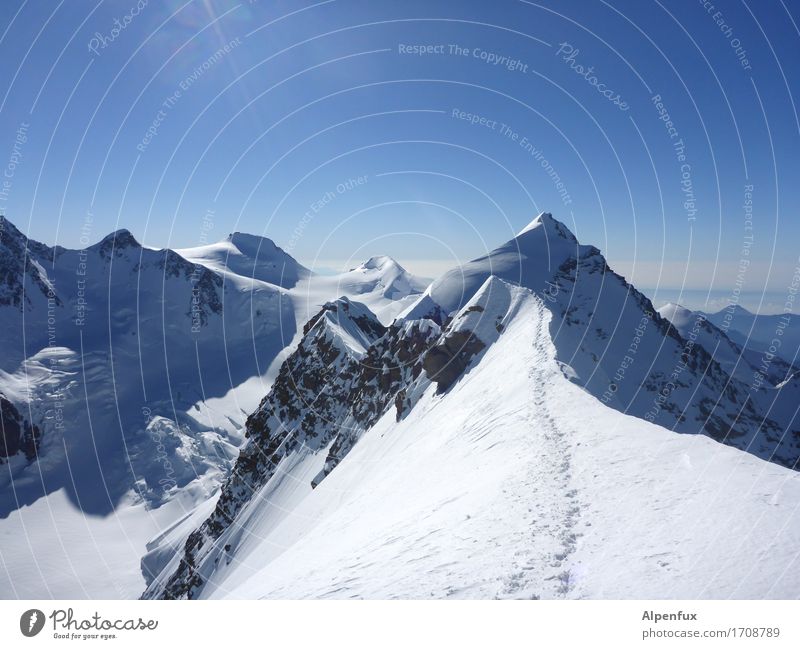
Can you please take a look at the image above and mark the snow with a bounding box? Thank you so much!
[447,275,519,344]
[702,304,800,366]
[0,488,206,598]
[657,302,696,328]
[404,213,800,468]
[183,283,800,600]
[5,215,800,600]
[176,234,309,290]
[0,221,429,598]
[419,212,583,317]
[317,301,378,358]
[290,257,428,327]
[658,302,796,387]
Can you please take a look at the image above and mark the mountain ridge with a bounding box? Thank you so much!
[3,212,800,599]
[143,212,800,599]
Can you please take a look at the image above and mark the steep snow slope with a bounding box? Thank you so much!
[145,295,441,598]
[161,282,800,599]
[144,213,800,600]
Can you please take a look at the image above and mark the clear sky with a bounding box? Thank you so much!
[0,0,798,310]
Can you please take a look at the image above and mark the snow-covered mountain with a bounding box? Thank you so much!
[290,255,429,327]
[408,213,800,466]
[0,218,290,511]
[0,216,427,597]
[4,212,800,599]
[700,304,800,366]
[658,302,797,387]
[144,213,800,600]
[176,232,310,289]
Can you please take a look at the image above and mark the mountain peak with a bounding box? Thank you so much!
[354,255,404,272]
[0,216,52,254]
[91,228,140,252]
[719,304,753,316]
[177,230,307,289]
[0,216,55,264]
[307,296,377,326]
[425,211,587,315]
[359,255,402,269]
[0,215,24,242]
[302,296,387,356]
[516,212,577,243]
[657,302,698,329]
[659,302,692,318]
[225,231,280,255]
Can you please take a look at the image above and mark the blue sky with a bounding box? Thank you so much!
[0,0,798,309]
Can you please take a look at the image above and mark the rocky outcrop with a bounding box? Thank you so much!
[0,395,39,462]
[0,216,59,309]
[423,330,486,393]
[313,318,442,484]
[91,228,141,260]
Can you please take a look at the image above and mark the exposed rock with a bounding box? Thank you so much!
[423,330,486,393]
[0,215,60,309]
[0,394,39,462]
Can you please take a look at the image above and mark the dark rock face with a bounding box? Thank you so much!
[155,249,223,326]
[92,229,140,260]
[314,319,441,484]
[0,395,39,462]
[423,330,486,393]
[0,216,59,309]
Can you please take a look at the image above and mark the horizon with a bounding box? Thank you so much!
[2,209,786,315]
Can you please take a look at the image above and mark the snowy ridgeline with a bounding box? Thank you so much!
[197,283,800,600]
[2,213,800,599]
[146,214,800,600]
